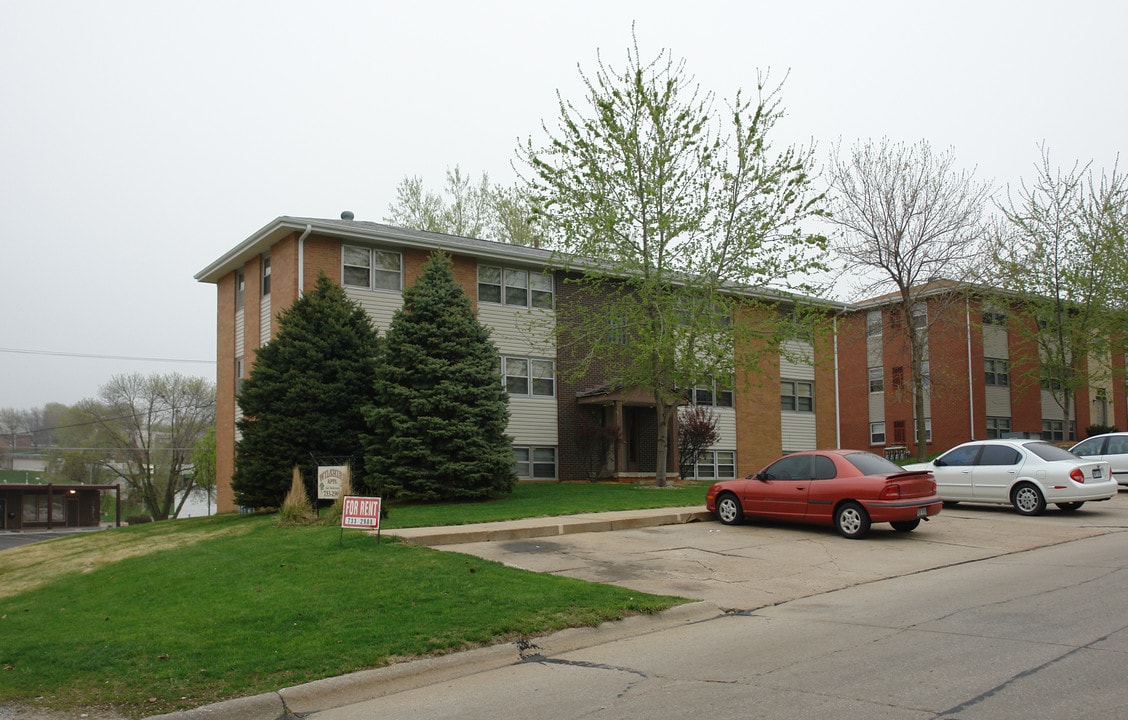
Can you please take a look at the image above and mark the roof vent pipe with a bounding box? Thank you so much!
[341,210,355,220]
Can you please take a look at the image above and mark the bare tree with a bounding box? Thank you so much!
[72,373,215,520]
[827,138,993,459]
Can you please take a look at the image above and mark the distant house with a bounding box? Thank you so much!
[0,483,120,531]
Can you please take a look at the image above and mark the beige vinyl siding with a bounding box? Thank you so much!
[711,407,737,448]
[477,304,555,356]
[259,294,271,343]
[983,323,1008,358]
[868,393,885,421]
[235,309,245,356]
[1041,390,1067,421]
[780,340,816,451]
[507,397,559,446]
[866,335,882,368]
[343,287,402,334]
[478,303,557,446]
[985,386,1011,418]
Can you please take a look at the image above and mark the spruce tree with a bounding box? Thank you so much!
[364,252,516,502]
[233,273,380,508]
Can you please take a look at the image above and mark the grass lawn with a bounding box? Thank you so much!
[0,482,707,718]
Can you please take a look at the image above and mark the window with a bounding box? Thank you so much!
[343,246,402,291]
[235,270,245,311]
[478,265,553,309]
[866,310,882,337]
[985,358,1009,386]
[780,380,813,412]
[937,445,979,466]
[501,357,555,397]
[983,308,1007,326]
[979,445,1021,466]
[986,417,1011,439]
[692,379,734,408]
[1042,420,1065,442]
[514,447,556,479]
[694,450,736,480]
[912,303,927,330]
[868,367,884,393]
[870,422,886,445]
[235,357,244,395]
[261,255,271,296]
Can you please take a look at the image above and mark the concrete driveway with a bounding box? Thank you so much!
[409,493,1128,610]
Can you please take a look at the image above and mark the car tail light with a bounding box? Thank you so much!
[1070,468,1085,484]
[880,484,902,500]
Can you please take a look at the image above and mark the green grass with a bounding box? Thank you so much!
[380,479,710,527]
[0,482,704,717]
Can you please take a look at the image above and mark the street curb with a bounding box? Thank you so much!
[387,507,713,546]
[145,601,723,720]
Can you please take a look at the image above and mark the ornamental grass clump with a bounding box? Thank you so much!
[278,466,316,525]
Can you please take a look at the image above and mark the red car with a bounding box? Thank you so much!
[705,449,942,539]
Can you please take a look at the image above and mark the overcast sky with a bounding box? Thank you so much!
[2,0,1124,411]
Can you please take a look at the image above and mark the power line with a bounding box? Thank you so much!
[0,347,215,364]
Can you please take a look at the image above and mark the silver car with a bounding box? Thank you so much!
[1070,432,1128,487]
[904,439,1115,515]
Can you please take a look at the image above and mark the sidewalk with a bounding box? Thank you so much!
[384,505,713,545]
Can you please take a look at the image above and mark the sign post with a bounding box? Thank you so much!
[340,495,382,544]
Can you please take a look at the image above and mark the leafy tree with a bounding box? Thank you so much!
[826,137,993,460]
[189,426,217,516]
[385,165,544,246]
[363,252,515,502]
[70,373,215,520]
[521,35,827,485]
[989,146,1128,436]
[233,274,381,509]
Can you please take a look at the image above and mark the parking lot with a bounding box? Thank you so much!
[437,492,1128,610]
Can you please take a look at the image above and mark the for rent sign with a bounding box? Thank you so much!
[341,496,382,529]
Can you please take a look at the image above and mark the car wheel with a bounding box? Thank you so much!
[891,519,921,532]
[1011,482,1046,516]
[1055,502,1085,512]
[835,502,871,539]
[714,492,744,525]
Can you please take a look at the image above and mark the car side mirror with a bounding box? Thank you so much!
[933,459,945,467]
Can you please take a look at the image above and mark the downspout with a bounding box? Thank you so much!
[966,297,975,439]
[297,224,312,296]
[834,316,841,448]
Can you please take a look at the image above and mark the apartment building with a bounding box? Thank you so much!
[836,283,1128,458]
[195,214,839,513]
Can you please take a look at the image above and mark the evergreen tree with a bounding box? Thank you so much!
[233,274,380,508]
[364,252,516,502]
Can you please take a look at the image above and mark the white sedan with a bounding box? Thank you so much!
[904,439,1115,516]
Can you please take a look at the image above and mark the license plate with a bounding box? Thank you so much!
[916,507,927,518]
[1094,468,1103,478]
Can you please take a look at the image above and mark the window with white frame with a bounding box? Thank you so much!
[1042,419,1075,442]
[866,310,881,337]
[868,367,883,393]
[692,379,734,407]
[261,255,271,296]
[478,265,553,309]
[343,245,402,291]
[500,357,555,397]
[983,307,1007,326]
[870,421,886,444]
[693,450,736,479]
[514,447,556,479]
[985,358,1009,386]
[235,357,244,395]
[986,416,1011,439]
[780,380,813,412]
[235,270,245,311]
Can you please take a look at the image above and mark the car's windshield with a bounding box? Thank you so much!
[845,452,903,475]
[1025,441,1080,462]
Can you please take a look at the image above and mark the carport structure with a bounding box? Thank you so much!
[0,483,121,531]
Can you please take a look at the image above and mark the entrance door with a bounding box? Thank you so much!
[623,407,642,472]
